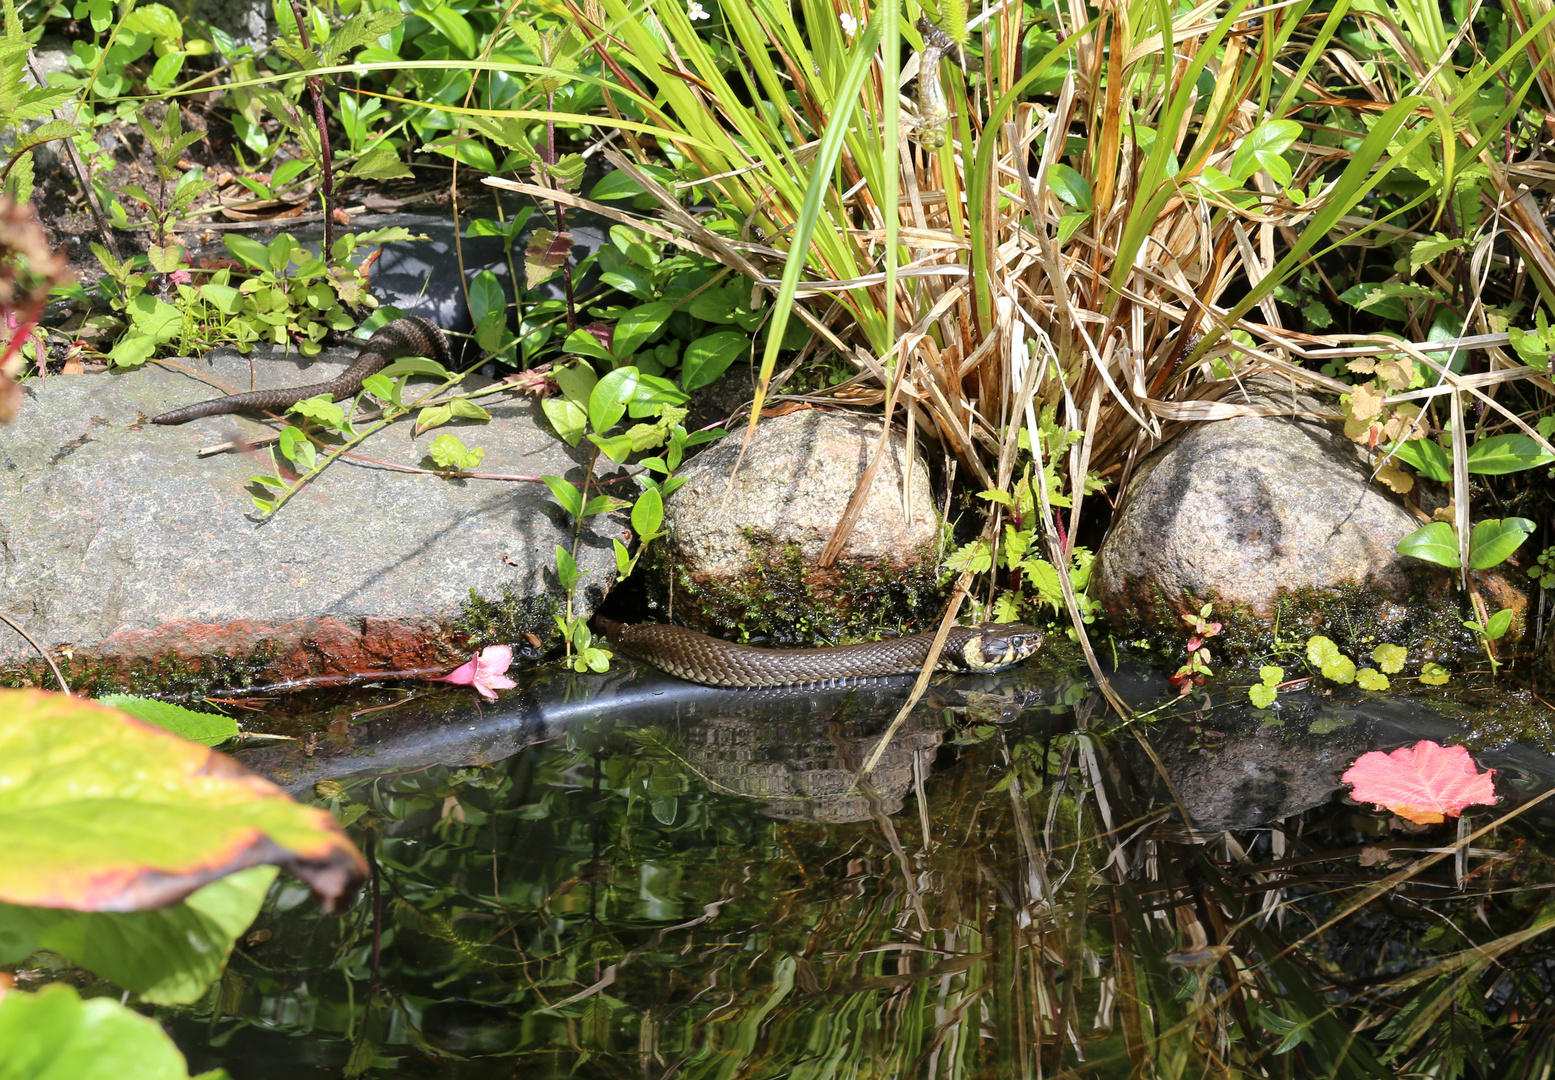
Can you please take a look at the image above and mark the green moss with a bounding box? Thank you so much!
[1110,576,1483,669]
[0,640,282,699]
[453,585,557,650]
[644,538,946,646]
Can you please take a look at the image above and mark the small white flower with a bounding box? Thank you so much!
[687,0,710,20]
[839,12,858,36]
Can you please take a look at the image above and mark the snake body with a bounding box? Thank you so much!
[598,618,1044,688]
[151,316,452,425]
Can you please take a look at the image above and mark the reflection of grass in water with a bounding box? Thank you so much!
[205,723,1555,1078]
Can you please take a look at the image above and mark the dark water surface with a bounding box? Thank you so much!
[155,661,1555,1078]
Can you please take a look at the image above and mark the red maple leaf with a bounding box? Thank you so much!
[1341,740,1498,825]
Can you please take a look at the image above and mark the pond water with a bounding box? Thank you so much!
[154,660,1555,1078]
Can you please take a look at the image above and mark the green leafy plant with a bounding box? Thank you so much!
[1166,604,1222,697]
[1396,517,1537,571]
[0,0,76,203]
[539,360,719,670]
[1530,546,1555,589]
[1248,665,1284,709]
[945,411,1104,625]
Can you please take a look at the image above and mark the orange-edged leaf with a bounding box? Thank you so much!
[1341,740,1498,825]
[524,228,572,290]
[0,689,367,912]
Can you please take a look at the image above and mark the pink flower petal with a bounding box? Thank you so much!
[431,645,515,699]
[434,655,479,686]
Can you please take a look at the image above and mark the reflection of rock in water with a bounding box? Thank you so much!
[1129,707,1368,834]
[680,712,943,823]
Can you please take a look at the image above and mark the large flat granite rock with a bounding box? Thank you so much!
[0,341,621,692]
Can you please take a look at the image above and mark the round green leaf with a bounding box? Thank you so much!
[1371,644,1407,674]
[1356,667,1390,691]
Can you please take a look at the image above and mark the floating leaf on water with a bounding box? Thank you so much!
[1342,740,1498,825]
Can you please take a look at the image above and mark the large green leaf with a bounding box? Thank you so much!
[0,867,275,1004]
[0,690,365,913]
[1465,434,1555,475]
[0,983,208,1080]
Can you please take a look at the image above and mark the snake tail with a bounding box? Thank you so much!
[150,316,452,425]
[597,618,1044,688]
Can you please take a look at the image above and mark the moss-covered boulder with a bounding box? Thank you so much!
[646,411,944,644]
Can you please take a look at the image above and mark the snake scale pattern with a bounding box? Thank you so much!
[598,618,1044,688]
[151,316,452,425]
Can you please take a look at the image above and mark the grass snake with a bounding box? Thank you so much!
[151,316,452,425]
[598,618,1045,688]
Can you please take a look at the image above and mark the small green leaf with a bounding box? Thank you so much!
[1468,517,1535,569]
[555,545,580,591]
[612,301,672,359]
[1356,668,1390,691]
[198,282,242,314]
[944,540,992,574]
[588,431,636,463]
[1372,644,1407,674]
[562,328,614,363]
[1397,521,1460,568]
[1248,683,1277,709]
[126,294,182,342]
[588,366,639,433]
[541,397,587,446]
[288,395,346,429]
[415,403,454,433]
[360,373,399,404]
[680,330,746,391]
[1419,662,1451,685]
[1483,607,1514,640]
[1387,438,1450,482]
[376,356,452,380]
[448,397,491,422]
[223,233,269,270]
[1047,164,1092,210]
[541,476,583,518]
[576,495,614,519]
[277,425,316,471]
[631,486,663,538]
[427,434,484,471]
[95,696,239,747]
[553,361,599,407]
[468,270,506,329]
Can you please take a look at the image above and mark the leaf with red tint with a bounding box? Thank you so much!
[524,228,573,290]
[0,689,367,913]
[1341,740,1498,825]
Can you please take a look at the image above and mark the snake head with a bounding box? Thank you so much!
[958,623,1045,672]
